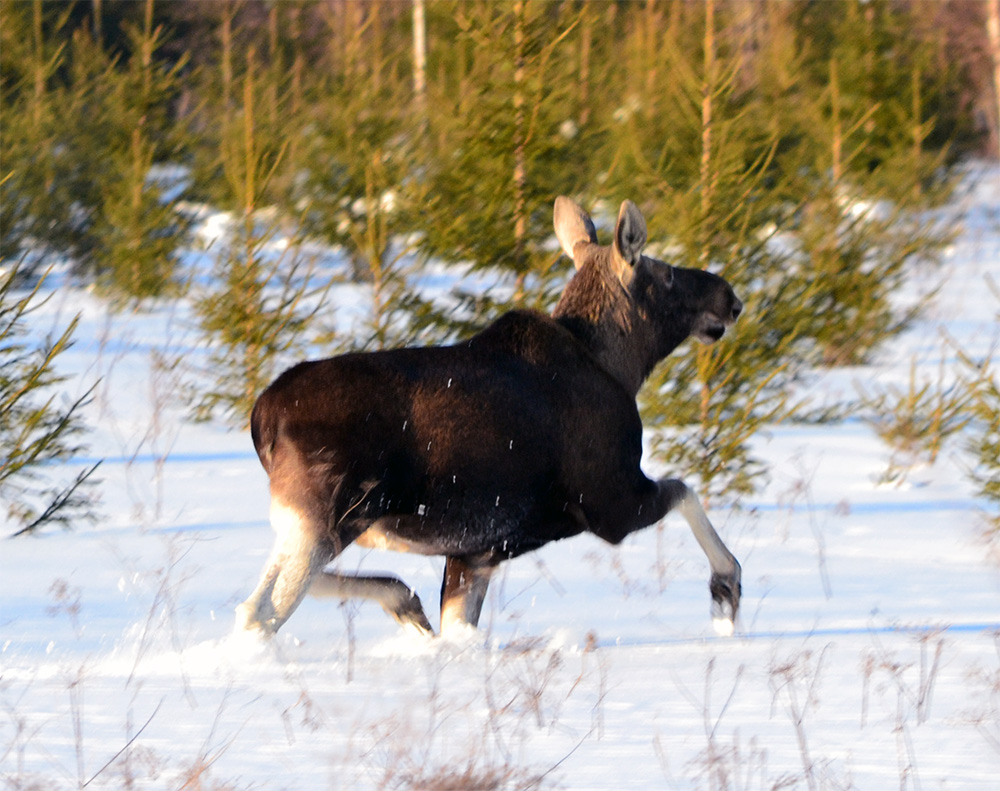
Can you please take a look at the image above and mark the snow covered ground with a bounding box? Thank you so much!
[3,168,1000,790]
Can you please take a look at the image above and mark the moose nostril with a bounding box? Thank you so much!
[731,300,743,321]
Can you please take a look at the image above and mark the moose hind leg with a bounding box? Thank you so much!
[439,556,494,636]
[310,571,434,637]
[660,479,742,635]
[236,497,328,637]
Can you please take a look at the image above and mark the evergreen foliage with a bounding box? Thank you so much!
[971,368,1000,534]
[0,0,187,302]
[602,0,959,499]
[858,358,974,485]
[192,224,322,427]
[2,0,995,501]
[0,265,99,536]
[89,0,189,303]
[299,2,431,351]
[191,39,323,427]
[790,0,977,199]
[611,0,807,500]
[415,0,595,323]
[1,1,80,271]
[963,286,1000,536]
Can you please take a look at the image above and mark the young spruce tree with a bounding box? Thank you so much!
[192,40,321,426]
[2,0,187,301]
[302,0,430,351]
[612,0,801,500]
[1,266,99,537]
[89,0,188,304]
[782,0,956,366]
[416,0,598,330]
[0,1,77,271]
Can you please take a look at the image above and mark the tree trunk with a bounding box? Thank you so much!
[513,0,527,300]
[412,0,426,105]
[92,0,103,43]
[830,58,842,185]
[578,5,592,125]
[221,2,234,122]
[243,47,257,219]
[700,0,716,265]
[987,0,1000,161]
[266,4,279,130]
[31,0,44,133]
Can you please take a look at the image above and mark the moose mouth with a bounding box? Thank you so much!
[693,313,730,344]
[693,297,742,344]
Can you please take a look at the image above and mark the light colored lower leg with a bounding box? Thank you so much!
[672,483,738,577]
[440,559,493,636]
[235,498,325,636]
[668,480,741,635]
[310,571,433,635]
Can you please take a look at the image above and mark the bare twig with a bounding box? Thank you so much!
[82,698,163,788]
[769,646,831,791]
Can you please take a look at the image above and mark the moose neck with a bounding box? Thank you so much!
[553,256,669,398]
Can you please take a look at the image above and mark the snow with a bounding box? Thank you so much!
[3,166,1000,789]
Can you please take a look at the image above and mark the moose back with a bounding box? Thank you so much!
[237,197,744,639]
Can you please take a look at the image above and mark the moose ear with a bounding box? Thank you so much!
[554,196,598,269]
[613,200,647,271]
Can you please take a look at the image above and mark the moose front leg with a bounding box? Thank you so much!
[590,476,741,634]
[658,478,742,635]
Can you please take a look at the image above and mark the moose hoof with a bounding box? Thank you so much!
[235,601,277,637]
[712,612,735,637]
[391,608,435,638]
[709,572,741,637]
[234,601,256,631]
[711,595,736,637]
[382,590,434,638]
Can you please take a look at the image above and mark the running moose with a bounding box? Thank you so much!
[237,197,744,639]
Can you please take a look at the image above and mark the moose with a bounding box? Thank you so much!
[236,197,743,640]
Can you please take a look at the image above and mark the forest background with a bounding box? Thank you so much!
[3,0,1000,535]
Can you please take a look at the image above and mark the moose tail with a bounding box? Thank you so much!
[250,393,278,474]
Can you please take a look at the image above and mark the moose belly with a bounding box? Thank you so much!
[358,509,525,557]
[356,497,583,559]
